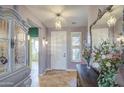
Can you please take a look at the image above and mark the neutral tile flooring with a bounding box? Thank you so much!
[39,70,77,87]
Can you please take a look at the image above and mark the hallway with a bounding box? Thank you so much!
[0,5,123,87]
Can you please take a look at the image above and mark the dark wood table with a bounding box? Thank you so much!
[76,64,99,87]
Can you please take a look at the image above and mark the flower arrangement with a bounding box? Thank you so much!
[82,47,90,61]
[92,41,124,87]
[82,45,91,69]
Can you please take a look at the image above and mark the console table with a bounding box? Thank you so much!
[76,64,99,87]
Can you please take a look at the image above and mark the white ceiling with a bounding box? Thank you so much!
[24,5,111,28]
[25,5,89,28]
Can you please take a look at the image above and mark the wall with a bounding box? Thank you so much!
[87,6,99,44]
[47,26,87,70]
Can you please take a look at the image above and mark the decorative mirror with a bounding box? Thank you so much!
[89,5,123,54]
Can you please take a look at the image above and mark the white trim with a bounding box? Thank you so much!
[71,32,82,62]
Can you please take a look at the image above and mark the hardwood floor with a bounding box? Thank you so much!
[39,70,77,87]
[31,63,77,87]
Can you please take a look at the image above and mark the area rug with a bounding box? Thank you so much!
[39,69,77,87]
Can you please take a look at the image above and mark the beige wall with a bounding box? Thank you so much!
[87,6,99,45]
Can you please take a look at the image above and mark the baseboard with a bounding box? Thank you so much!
[39,68,52,76]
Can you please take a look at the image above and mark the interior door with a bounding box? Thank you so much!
[51,31,67,69]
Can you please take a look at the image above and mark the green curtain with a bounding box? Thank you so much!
[28,27,39,37]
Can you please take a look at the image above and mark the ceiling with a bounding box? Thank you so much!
[24,5,110,28]
[25,5,89,28]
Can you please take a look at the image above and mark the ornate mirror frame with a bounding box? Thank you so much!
[89,5,113,62]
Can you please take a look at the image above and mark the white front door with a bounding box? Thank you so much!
[51,31,67,69]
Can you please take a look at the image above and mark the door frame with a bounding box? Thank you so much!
[28,27,40,75]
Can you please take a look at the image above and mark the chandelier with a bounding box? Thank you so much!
[55,13,62,30]
[107,15,117,27]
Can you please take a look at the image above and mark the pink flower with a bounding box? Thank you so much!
[106,54,112,59]
[111,52,121,61]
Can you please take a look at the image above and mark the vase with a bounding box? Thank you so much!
[87,64,91,69]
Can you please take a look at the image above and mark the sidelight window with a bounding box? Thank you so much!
[71,32,81,62]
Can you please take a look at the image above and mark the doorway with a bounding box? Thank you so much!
[28,27,39,87]
[51,31,67,70]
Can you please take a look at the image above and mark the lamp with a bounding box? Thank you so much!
[55,13,62,30]
[42,37,48,47]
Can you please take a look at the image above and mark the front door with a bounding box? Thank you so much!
[51,31,67,69]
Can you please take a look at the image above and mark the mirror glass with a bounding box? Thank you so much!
[14,23,26,70]
[0,19,9,75]
[92,5,123,48]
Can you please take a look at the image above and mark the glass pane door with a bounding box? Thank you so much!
[0,19,9,74]
[14,23,26,70]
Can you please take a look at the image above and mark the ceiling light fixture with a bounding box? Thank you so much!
[55,13,62,30]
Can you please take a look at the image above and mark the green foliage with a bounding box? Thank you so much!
[82,47,90,62]
[82,40,124,87]
[92,41,124,87]
[97,59,118,87]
